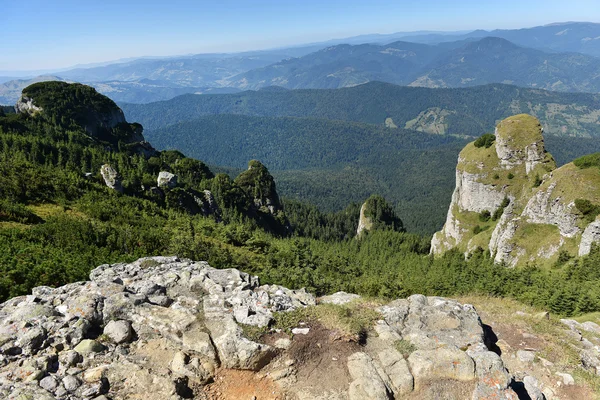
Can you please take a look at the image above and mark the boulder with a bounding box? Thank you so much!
[100,164,123,193]
[157,171,177,189]
[347,352,391,400]
[103,320,133,344]
[320,292,361,305]
[408,347,476,389]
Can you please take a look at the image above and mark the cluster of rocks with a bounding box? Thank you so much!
[0,257,548,399]
[98,166,220,218]
[560,318,600,376]
[0,257,314,399]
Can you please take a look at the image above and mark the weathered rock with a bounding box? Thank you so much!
[356,202,374,236]
[320,292,361,305]
[377,349,413,396]
[408,347,476,389]
[74,339,105,354]
[0,257,519,400]
[430,114,600,267]
[517,349,536,363]
[62,375,81,392]
[39,375,59,392]
[523,375,545,400]
[556,372,575,386]
[579,218,600,256]
[347,352,391,400]
[157,171,177,189]
[103,320,133,344]
[100,164,123,193]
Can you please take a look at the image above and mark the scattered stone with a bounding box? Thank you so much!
[74,339,105,354]
[556,372,575,386]
[274,338,292,349]
[517,349,536,363]
[523,375,545,400]
[291,328,310,335]
[39,375,59,392]
[319,291,361,305]
[62,375,81,392]
[103,320,133,344]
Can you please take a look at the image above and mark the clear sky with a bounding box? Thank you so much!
[1,0,599,72]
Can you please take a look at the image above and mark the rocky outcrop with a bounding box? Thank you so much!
[522,182,579,238]
[433,114,600,266]
[157,171,178,189]
[579,218,600,256]
[454,170,507,213]
[15,96,42,115]
[99,164,123,193]
[356,202,373,236]
[0,258,533,399]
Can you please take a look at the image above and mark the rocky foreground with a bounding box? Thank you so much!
[0,257,566,399]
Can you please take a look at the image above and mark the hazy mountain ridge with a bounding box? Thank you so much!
[227,37,600,92]
[122,81,600,138]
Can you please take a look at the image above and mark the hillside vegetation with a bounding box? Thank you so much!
[1,82,600,321]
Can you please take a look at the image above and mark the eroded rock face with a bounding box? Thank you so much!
[522,182,579,238]
[15,96,42,115]
[100,164,123,193]
[579,218,600,256]
[455,170,506,213]
[494,116,545,174]
[356,202,373,236]
[157,171,178,189]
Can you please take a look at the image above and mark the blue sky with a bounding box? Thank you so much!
[1,0,598,71]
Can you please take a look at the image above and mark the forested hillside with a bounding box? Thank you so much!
[143,112,600,233]
[4,82,600,320]
[122,81,600,138]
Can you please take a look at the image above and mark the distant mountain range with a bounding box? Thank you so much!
[226,37,600,91]
[122,81,600,138]
[2,22,600,104]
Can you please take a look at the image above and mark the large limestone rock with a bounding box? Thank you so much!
[100,164,123,193]
[432,113,600,267]
[15,95,42,115]
[356,202,374,236]
[157,171,178,189]
[579,217,600,256]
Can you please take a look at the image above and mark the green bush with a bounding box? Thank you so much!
[575,199,600,223]
[479,210,491,222]
[574,153,600,169]
[492,197,510,221]
[474,133,496,148]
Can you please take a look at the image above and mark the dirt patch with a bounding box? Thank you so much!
[487,321,546,354]
[204,369,285,400]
